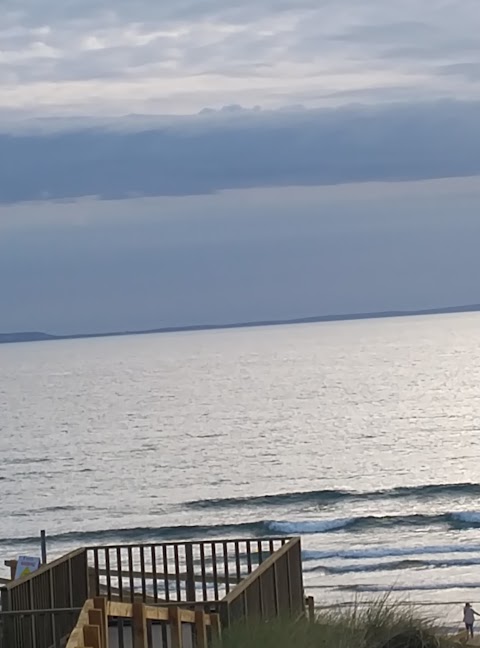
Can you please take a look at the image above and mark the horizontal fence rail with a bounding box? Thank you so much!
[66,597,222,648]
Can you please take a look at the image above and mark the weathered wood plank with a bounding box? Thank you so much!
[211,614,222,642]
[66,600,94,648]
[169,607,183,648]
[195,609,208,648]
[93,598,109,648]
[132,602,147,648]
[83,624,101,648]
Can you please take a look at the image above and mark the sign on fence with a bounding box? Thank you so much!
[14,556,41,580]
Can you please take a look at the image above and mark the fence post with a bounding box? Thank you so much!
[40,530,47,564]
[307,596,315,623]
[195,608,207,648]
[49,566,57,646]
[132,602,147,648]
[88,567,98,599]
[185,544,196,602]
[169,607,183,648]
[273,562,279,616]
[1,587,12,648]
[211,613,222,643]
[93,597,109,647]
[4,560,17,581]
[84,623,102,648]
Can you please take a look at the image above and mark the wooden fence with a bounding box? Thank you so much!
[221,537,304,625]
[86,538,288,604]
[0,548,89,648]
[0,607,82,648]
[66,597,221,648]
[1,537,305,647]
[1,547,88,613]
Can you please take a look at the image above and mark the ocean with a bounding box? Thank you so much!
[2,312,480,628]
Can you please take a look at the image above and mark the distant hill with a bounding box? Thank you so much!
[0,332,57,344]
[1,303,480,345]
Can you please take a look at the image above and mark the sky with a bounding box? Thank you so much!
[1,0,480,334]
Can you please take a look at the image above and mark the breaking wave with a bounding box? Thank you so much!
[305,556,480,575]
[186,482,480,510]
[3,510,480,547]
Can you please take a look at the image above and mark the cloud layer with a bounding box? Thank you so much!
[1,100,480,203]
[2,0,480,116]
[2,2,480,333]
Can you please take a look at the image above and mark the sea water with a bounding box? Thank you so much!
[2,312,480,628]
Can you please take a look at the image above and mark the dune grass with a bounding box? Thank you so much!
[214,598,458,648]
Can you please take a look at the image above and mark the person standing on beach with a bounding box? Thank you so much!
[464,603,479,638]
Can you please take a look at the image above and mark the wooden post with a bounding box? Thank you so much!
[211,613,222,643]
[48,567,57,647]
[89,609,104,647]
[273,562,279,616]
[286,547,293,614]
[195,608,207,648]
[88,567,98,598]
[4,560,17,580]
[307,596,315,623]
[132,602,147,648]
[84,624,102,648]
[185,544,196,602]
[242,590,248,619]
[93,597,109,648]
[169,607,183,648]
[40,530,47,564]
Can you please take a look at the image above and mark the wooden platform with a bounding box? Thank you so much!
[1,537,305,648]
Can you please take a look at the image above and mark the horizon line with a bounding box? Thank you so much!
[1,302,480,345]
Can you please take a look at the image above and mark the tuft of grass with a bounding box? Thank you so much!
[214,597,458,648]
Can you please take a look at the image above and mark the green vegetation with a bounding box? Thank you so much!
[215,599,458,648]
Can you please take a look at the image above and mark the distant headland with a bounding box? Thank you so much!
[1,303,480,345]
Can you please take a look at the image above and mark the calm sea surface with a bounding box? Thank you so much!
[2,312,480,626]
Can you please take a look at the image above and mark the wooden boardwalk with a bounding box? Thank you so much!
[1,537,305,648]
[65,598,221,648]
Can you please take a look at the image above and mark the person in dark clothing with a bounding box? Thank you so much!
[464,602,479,638]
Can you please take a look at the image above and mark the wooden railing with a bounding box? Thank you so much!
[220,537,304,625]
[0,548,89,648]
[1,536,305,646]
[86,538,287,604]
[0,607,82,648]
[1,548,88,613]
[66,597,221,648]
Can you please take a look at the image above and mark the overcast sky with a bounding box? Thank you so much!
[1,0,480,334]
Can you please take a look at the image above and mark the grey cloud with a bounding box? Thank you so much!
[0,21,287,86]
[4,0,321,25]
[1,100,480,204]
[327,21,434,44]
[382,39,480,61]
[436,62,480,82]
[2,0,480,114]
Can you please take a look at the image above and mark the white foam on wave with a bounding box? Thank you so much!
[303,543,480,562]
[268,518,354,534]
[338,582,480,593]
[267,511,480,538]
[305,555,480,575]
